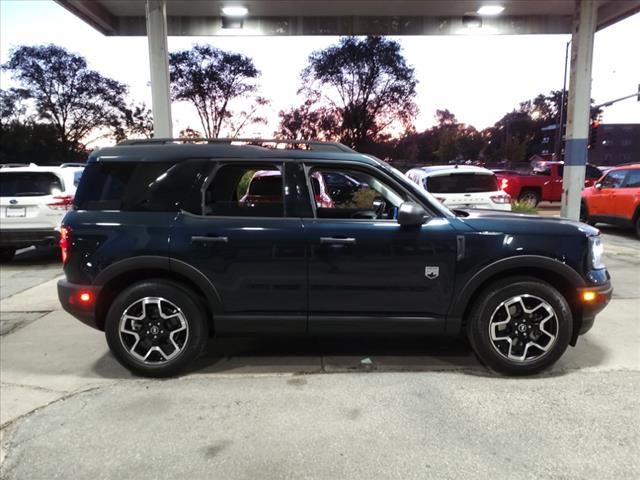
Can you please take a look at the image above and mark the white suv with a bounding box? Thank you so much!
[0,164,83,261]
[405,165,511,211]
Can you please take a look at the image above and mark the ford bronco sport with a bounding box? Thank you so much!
[58,139,612,377]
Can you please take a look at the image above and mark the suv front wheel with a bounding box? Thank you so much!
[467,277,572,375]
[105,280,208,377]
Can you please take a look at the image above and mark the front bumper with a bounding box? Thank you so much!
[57,279,102,330]
[0,228,60,248]
[576,281,613,336]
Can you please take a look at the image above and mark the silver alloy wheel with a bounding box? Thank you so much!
[119,297,189,365]
[488,294,558,363]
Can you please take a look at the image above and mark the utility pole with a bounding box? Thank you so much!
[554,41,571,161]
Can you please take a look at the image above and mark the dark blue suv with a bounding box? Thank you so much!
[58,139,612,377]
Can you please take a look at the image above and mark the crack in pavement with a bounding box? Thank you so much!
[0,385,105,474]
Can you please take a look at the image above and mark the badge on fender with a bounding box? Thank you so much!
[425,266,439,279]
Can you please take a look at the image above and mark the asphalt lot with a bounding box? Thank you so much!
[0,221,638,479]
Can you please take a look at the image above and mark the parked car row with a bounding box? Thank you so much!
[0,163,84,261]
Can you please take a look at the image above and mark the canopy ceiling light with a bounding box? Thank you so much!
[477,5,505,16]
[221,5,248,28]
[221,6,248,17]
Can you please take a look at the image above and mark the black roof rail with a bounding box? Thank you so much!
[116,138,356,153]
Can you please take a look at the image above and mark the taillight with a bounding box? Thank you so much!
[491,194,511,204]
[48,194,74,211]
[500,178,509,191]
[60,226,70,264]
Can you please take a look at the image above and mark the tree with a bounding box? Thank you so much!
[225,96,270,137]
[114,103,154,142]
[0,88,28,126]
[2,44,129,153]
[169,45,261,138]
[178,127,203,139]
[301,36,418,150]
[276,97,340,140]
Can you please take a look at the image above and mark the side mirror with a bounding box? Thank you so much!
[595,182,603,189]
[397,201,427,226]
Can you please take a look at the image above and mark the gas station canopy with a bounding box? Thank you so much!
[55,0,640,36]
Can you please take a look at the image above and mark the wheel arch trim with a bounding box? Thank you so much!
[449,255,585,319]
[94,255,222,312]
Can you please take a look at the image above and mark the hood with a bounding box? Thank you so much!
[454,209,600,237]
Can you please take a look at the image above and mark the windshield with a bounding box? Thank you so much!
[427,173,499,194]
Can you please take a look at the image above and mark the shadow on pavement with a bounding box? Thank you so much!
[90,334,609,380]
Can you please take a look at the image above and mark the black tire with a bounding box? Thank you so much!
[105,279,208,377]
[467,277,572,375]
[635,216,640,239]
[518,189,540,207]
[0,247,16,262]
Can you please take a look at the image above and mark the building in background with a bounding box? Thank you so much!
[537,123,639,166]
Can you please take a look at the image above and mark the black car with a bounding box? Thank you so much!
[58,139,612,377]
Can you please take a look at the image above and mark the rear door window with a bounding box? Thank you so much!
[426,174,498,194]
[0,172,63,197]
[203,163,283,217]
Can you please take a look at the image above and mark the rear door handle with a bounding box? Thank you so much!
[191,235,228,244]
[319,237,356,246]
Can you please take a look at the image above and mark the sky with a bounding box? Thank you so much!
[1,0,638,144]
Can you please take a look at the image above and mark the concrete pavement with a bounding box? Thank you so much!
[0,227,638,479]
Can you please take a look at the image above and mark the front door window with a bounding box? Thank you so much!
[308,167,405,220]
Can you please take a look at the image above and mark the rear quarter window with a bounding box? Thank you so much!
[0,172,63,197]
[426,173,499,194]
[74,160,208,212]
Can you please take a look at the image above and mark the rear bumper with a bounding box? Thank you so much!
[577,281,613,336]
[0,228,60,248]
[57,279,102,331]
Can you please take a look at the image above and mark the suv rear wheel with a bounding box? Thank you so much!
[105,279,208,377]
[467,277,572,375]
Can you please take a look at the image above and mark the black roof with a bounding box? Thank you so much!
[88,140,383,167]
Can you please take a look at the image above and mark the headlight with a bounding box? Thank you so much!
[589,236,605,270]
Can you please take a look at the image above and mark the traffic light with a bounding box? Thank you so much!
[588,119,599,149]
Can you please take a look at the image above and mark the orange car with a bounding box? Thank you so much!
[581,164,640,237]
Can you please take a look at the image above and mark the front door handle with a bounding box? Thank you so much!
[319,237,356,246]
[191,235,228,244]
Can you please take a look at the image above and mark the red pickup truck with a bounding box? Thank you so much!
[495,161,603,205]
